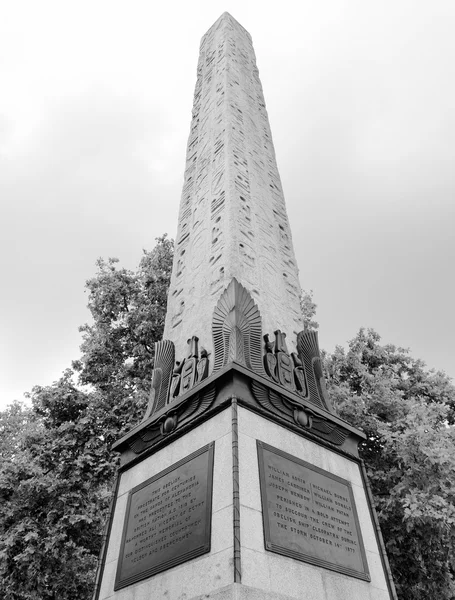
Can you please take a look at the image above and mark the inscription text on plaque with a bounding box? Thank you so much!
[257,441,370,581]
[115,443,215,590]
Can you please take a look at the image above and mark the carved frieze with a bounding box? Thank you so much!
[170,336,210,401]
[260,328,334,414]
[262,330,308,399]
[142,335,211,427]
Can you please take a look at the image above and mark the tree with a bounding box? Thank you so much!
[0,376,107,599]
[300,289,319,331]
[0,236,173,600]
[74,234,174,398]
[324,328,455,600]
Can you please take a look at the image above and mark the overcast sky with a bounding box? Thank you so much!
[1,0,454,409]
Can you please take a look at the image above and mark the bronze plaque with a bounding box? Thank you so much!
[115,443,215,590]
[257,441,370,581]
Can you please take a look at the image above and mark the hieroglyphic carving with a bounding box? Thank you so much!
[163,13,304,362]
[212,278,264,374]
[143,340,175,420]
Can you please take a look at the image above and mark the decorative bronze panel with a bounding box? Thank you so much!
[114,443,215,590]
[257,441,370,581]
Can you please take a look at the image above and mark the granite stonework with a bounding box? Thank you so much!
[96,409,234,600]
[163,12,304,362]
[236,407,391,600]
[94,401,395,600]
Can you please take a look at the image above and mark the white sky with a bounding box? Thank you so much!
[1,0,454,409]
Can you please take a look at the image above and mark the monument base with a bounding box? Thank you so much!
[163,582,389,600]
[94,375,396,600]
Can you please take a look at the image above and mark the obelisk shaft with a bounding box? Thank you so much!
[164,12,303,360]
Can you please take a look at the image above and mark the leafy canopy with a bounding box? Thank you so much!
[325,328,455,600]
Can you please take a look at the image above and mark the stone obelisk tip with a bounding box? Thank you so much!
[203,12,251,38]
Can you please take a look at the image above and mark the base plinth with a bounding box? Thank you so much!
[94,369,396,600]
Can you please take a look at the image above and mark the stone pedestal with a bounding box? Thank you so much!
[93,365,396,600]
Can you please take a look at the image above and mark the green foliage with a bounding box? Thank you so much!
[74,234,174,398]
[300,289,319,331]
[324,328,455,600]
[0,236,173,600]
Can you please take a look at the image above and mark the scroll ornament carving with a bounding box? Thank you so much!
[212,278,264,374]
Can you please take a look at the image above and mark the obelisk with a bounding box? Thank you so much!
[93,13,397,600]
[164,12,303,362]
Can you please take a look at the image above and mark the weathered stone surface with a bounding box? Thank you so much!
[164,12,303,361]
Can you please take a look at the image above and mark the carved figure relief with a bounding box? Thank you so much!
[180,336,199,396]
[168,337,210,399]
[263,330,307,396]
[263,334,278,382]
[170,361,183,399]
[291,352,307,396]
[197,348,209,382]
[274,330,294,391]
